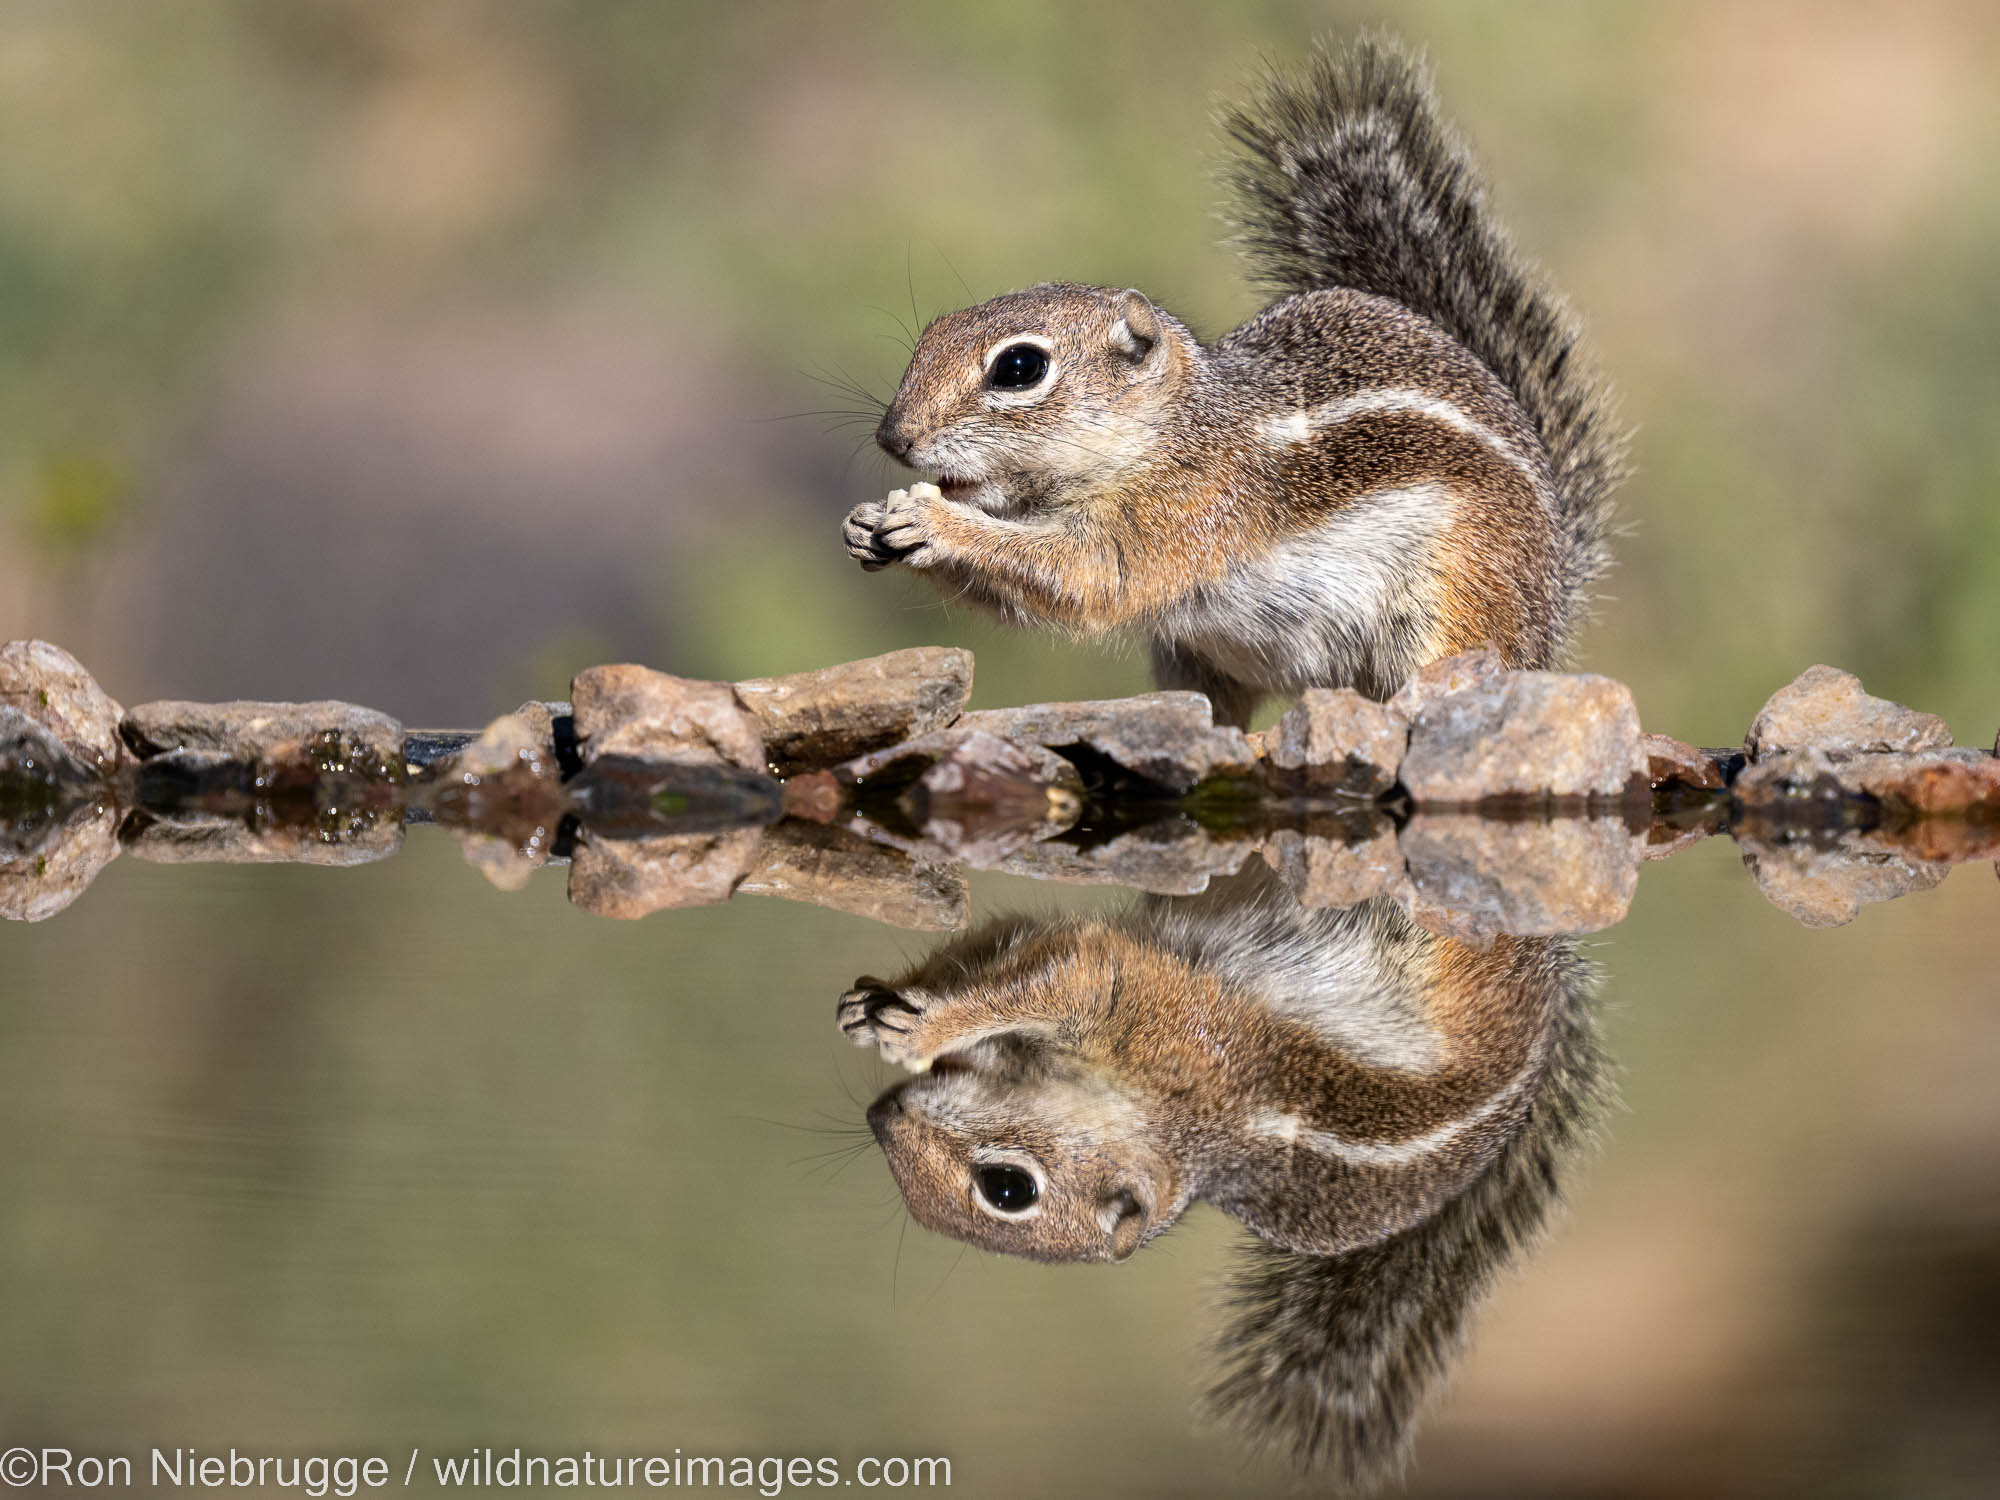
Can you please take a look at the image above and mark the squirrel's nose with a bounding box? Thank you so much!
[876,412,915,464]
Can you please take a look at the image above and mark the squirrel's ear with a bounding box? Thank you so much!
[1107,289,1162,365]
[1099,1188,1148,1261]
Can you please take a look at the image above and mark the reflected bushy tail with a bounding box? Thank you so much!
[1222,32,1628,658]
[1203,939,1611,1489]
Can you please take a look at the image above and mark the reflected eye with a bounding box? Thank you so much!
[974,1164,1040,1214]
[988,343,1050,391]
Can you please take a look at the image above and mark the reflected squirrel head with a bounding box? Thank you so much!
[866,1032,1187,1264]
[874,283,1199,508]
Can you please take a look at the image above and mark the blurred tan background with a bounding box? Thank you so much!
[2,2,1998,1497]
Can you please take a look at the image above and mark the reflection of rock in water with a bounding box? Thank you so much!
[841,864,1609,1488]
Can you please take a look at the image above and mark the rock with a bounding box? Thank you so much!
[421,705,566,891]
[907,732,1083,863]
[1739,836,1947,928]
[122,699,405,782]
[1643,733,1726,792]
[1395,816,1642,938]
[1745,665,1953,760]
[956,693,1257,794]
[1259,822,1402,908]
[780,769,845,823]
[994,816,1257,895]
[733,647,974,774]
[0,796,120,922]
[567,825,764,919]
[1387,646,1506,717]
[0,640,125,778]
[1265,689,1407,797]
[738,820,969,931]
[1400,672,1647,805]
[1,706,94,789]
[123,808,404,866]
[569,664,765,772]
[1837,750,2000,818]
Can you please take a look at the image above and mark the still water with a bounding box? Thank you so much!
[2,804,1997,1497]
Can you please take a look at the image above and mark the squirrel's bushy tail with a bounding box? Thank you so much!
[1222,33,1627,657]
[1203,938,1612,1489]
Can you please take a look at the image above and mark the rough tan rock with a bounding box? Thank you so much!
[1839,750,2000,817]
[1739,837,1948,928]
[739,820,969,931]
[1400,672,1646,804]
[957,693,1257,794]
[1395,816,1642,938]
[0,796,120,922]
[1266,689,1407,797]
[1386,646,1506,718]
[1642,733,1726,792]
[0,640,125,776]
[1745,665,1953,760]
[569,664,765,771]
[567,825,763,918]
[734,647,973,774]
[122,699,405,780]
[1259,823,1402,908]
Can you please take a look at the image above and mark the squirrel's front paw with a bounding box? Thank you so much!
[843,501,897,572]
[837,978,930,1066]
[871,482,945,570]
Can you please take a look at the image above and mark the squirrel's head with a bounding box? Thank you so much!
[875,283,1198,509]
[867,1030,1187,1264]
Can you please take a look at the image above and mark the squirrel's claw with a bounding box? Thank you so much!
[843,502,897,571]
[837,979,929,1062]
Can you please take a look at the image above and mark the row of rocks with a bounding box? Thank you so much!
[6,639,1995,934]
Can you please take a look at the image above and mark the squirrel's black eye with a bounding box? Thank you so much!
[988,343,1050,391]
[974,1164,1040,1214]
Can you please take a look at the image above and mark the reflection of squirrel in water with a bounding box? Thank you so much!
[839,867,1609,1487]
[844,34,1625,726]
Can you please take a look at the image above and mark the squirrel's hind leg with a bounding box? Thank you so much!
[1150,639,1261,731]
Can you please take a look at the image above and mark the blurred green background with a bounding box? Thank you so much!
[1,1,1998,1496]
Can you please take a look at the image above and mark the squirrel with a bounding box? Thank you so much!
[842,34,1625,727]
[838,866,1609,1487]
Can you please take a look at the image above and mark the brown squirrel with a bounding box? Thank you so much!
[842,35,1625,726]
[838,866,1609,1487]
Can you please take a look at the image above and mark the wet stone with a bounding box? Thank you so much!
[570,664,765,772]
[123,808,404,867]
[738,820,969,931]
[568,825,764,919]
[733,647,974,775]
[1739,836,1948,929]
[0,639,125,778]
[1259,822,1402,909]
[994,816,1257,895]
[1264,689,1407,798]
[1395,816,1643,939]
[905,732,1084,864]
[0,795,120,923]
[1746,665,1953,760]
[957,693,1258,795]
[1643,733,1727,792]
[122,699,405,783]
[422,705,566,892]
[779,769,845,824]
[1400,671,1646,805]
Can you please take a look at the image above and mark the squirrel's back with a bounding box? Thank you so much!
[1223,33,1626,659]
